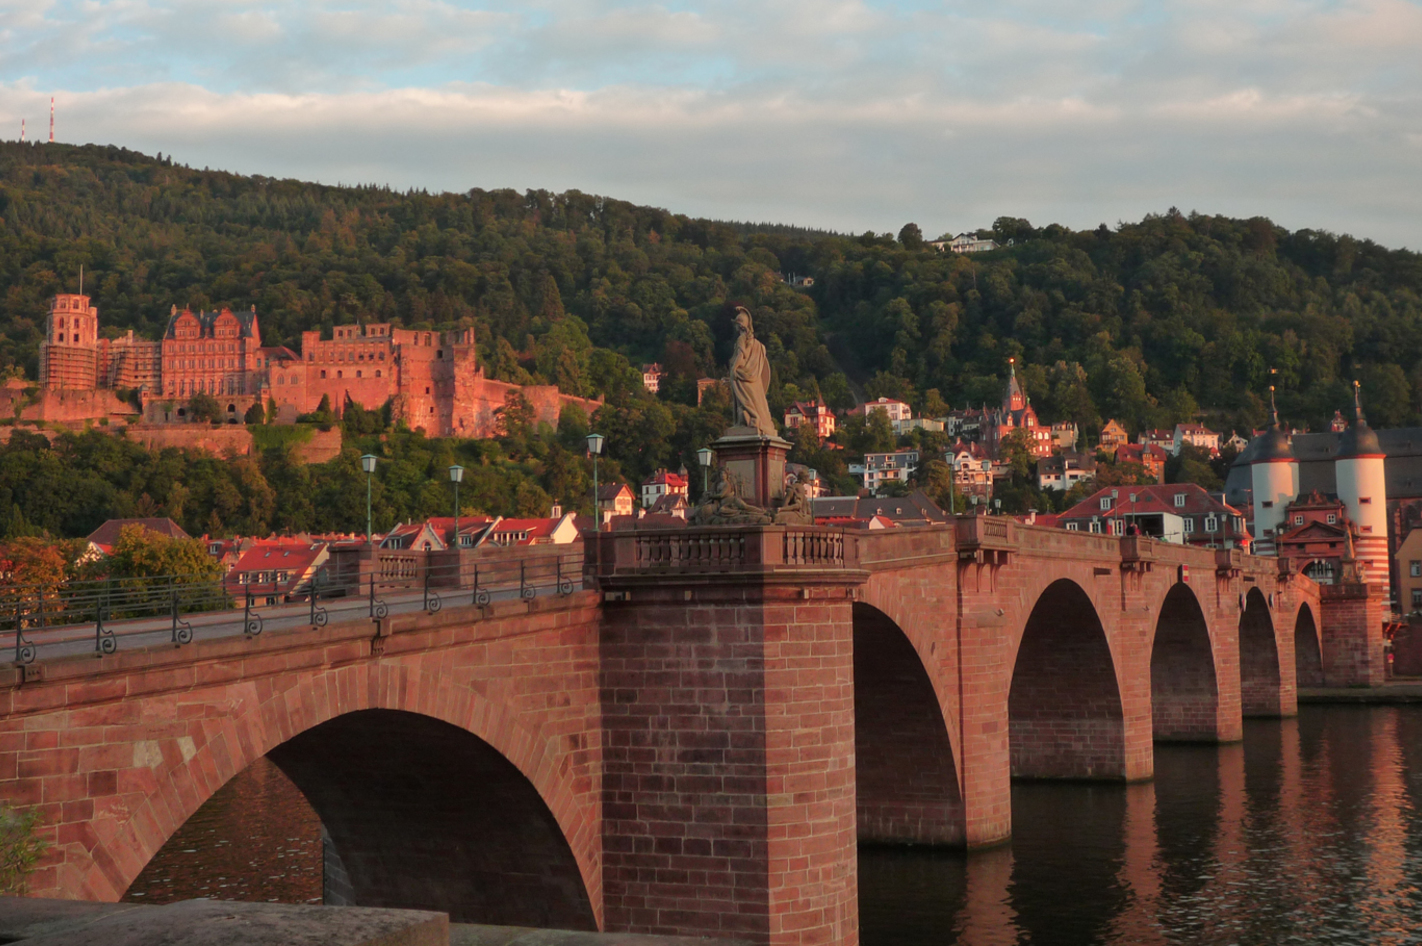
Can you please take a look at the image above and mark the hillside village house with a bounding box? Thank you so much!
[1113,442,1169,483]
[946,440,994,500]
[1058,483,1249,549]
[83,517,190,561]
[861,449,920,491]
[784,399,836,439]
[598,484,636,523]
[1098,419,1130,452]
[1139,429,1176,452]
[1036,451,1097,491]
[983,363,1053,460]
[1173,423,1220,455]
[641,469,689,509]
[225,540,330,604]
[640,364,663,394]
[850,397,913,423]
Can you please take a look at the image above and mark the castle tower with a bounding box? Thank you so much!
[38,294,100,390]
[1249,387,1298,556]
[1335,381,1390,605]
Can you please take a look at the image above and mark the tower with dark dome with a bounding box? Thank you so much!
[1335,381,1389,606]
[1249,387,1298,556]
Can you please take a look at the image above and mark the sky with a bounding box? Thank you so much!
[1,0,1421,247]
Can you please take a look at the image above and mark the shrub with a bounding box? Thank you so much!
[0,805,48,894]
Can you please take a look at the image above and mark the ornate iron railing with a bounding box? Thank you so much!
[4,548,584,666]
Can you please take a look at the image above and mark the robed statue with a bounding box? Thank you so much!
[729,306,777,437]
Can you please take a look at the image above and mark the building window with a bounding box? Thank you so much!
[1206,516,1218,532]
[1183,518,1194,534]
[1066,522,1079,531]
[1294,515,1304,525]
[1410,561,1420,578]
[1414,589,1422,608]
[1360,497,1372,504]
[1089,520,1101,533]
[375,370,382,378]
[1100,497,1112,510]
[337,370,343,379]
[1174,494,1186,507]
[356,370,362,378]
[320,370,327,379]
[1327,513,1336,524]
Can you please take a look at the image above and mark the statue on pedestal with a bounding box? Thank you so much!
[729,306,777,438]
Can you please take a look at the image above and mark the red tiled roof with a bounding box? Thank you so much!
[643,471,688,488]
[86,518,191,549]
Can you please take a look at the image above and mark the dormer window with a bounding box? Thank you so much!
[1174,494,1186,507]
[1100,497,1112,510]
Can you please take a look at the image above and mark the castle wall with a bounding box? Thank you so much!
[35,296,600,441]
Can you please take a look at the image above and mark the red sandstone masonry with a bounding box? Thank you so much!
[0,594,605,922]
[0,522,1343,944]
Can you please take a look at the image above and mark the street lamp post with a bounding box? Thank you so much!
[696,447,713,499]
[587,433,605,532]
[360,454,378,545]
[449,464,465,551]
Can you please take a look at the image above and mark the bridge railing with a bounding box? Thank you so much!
[589,524,854,578]
[5,545,585,665]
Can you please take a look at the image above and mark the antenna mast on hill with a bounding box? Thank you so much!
[49,98,54,143]
[19,119,24,142]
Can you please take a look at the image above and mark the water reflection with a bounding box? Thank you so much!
[861,706,1422,946]
[123,756,323,905]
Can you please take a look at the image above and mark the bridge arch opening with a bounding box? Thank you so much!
[1240,588,1283,716]
[1009,579,1125,779]
[126,709,596,930]
[1150,583,1220,741]
[853,602,964,846]
[1294,603,1323,688]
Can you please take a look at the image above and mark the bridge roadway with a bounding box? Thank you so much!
[0,519,1387,946]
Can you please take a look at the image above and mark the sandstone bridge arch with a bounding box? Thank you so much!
[1008,578,1127,781]
[1241,586,1285,716]
[1149,582,1229,743]
[108,682,599,929]
[852,601,964,847]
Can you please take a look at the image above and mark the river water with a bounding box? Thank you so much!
[862,705,1422,945]
[127,706,1422,944]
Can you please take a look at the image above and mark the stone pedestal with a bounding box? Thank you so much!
[713,428,792,509]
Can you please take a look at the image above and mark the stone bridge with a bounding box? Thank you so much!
[0,521,1385,946]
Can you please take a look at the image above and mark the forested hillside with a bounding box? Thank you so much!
[1,140,1421,534]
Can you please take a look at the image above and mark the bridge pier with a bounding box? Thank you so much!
[595,529,863,946]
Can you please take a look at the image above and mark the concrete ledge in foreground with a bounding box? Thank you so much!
[0,897,447,946]
[451,924,751,945]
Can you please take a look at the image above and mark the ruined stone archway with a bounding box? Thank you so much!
[1241,587,1283,716]
[128,709,597,930]
[1294,602,1323,688]
[1009,579,1125,779]
[853,602,964,847]
[1150,583,1221,742]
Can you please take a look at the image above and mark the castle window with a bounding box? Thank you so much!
[58,318,65,328]
[425,334,432,345]
[356,370,362,378]
[379,353,385,361]
[320,370,327,379]
[337,371,343,379]
[73,334,79,342]
[437,350,443,359]
[425,387,430,395]
[375,370,381,378]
